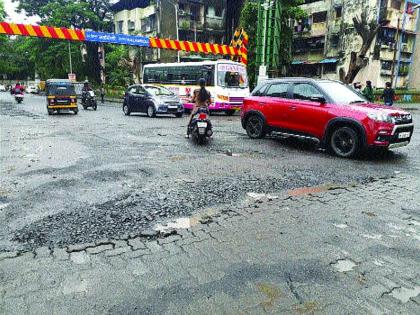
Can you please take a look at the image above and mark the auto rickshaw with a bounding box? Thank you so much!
[46,79,78,115]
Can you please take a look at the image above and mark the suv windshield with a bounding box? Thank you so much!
[144,86,174,96]
[317,81,367,105]
[217,64,248,88]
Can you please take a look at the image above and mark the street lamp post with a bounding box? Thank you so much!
[168,0,180,63]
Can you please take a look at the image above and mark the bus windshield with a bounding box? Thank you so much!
[144,85,174,96]
[217,64,248,88]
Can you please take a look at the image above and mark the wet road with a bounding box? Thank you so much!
[1,93,419,251]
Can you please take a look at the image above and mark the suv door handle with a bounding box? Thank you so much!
[290,106,297,111]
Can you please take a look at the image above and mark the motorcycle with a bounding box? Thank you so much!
[15,93,24,104]
[188,108,213,144]
[82,91,97,111]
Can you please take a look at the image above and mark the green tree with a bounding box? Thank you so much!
[13,0,114,83]
[0,0,5,20]
[240,0,306,88]
[105,45,132,87]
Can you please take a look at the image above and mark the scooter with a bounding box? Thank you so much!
[15,93,24,104]
[188,108,213,144]
[82,91,97,111]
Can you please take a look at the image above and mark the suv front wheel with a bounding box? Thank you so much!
[245,115,266,139]
[329,126,360,158]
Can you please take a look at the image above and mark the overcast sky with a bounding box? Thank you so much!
[3,0,40,24]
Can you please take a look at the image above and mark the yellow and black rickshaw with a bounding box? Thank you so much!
[46,79,78,115]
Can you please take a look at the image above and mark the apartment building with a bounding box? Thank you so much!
[410,10,420,88]
[112,0,227,63]
[291,0,420,88]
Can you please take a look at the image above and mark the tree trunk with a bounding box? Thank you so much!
[341,13,387,84]
[85,42,101,84]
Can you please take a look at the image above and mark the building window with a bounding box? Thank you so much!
[391,0,401,10]
[141,14,156,33]
[381,61,393,70]
[117,21,124,34]
[324,63,337,73]
[312,11,327,23]
[128,20,135,32]
[330,34,339,48]
[215,6,223,17]
[191,5,200,21]
[335,6,342,18]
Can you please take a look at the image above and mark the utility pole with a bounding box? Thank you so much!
[394,1,409,88]
[168,0,180,62]
[390,18,400,87]
[68,42,73,74]
[256,0,281,83]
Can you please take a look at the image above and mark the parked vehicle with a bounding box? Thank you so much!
[45,79,78,115]
[188,108,213,144]
[15,93,24,104]
[0,84,6,92]
[123,84,184,118]
[241,78,414,158]
[143,60,250,115]
[27,85,39,94]
[81,90,97,111]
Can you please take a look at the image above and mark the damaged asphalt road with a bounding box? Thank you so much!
[1,94,420,252]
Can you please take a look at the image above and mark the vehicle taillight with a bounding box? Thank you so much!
[50,99,55,104]
[199,113,207,120]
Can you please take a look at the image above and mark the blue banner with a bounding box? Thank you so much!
[85,31,150,47]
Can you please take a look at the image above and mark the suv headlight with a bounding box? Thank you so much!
[368,112,395,124]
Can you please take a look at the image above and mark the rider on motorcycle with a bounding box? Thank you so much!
[81,81,92,104]
[186,78,211,138]
[12,82,24,95]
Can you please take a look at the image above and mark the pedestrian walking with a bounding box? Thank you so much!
[382,82,395,106]
[362,80,374,102]
[100,85,105,104]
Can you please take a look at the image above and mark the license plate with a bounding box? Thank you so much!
[198,128,206,134]
[398,132,411,139]
[197,122,207,128]
[168,106,177,109]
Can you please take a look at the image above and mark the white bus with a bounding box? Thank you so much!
[142,60,250,115]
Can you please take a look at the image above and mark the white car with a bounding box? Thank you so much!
[0,84,6,92]
[27,85,39,94]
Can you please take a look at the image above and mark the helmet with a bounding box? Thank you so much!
[198,78,206,87]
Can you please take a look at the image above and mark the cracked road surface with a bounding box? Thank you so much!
[1,94,420,314]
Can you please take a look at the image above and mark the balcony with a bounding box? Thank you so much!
[329,21,341,34]
[205,16,224,30]
[385,8,417,33]
[380,69,393,76]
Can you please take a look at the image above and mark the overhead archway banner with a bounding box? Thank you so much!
[0,22,248,63]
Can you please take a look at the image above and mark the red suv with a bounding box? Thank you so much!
[241,78,414,157]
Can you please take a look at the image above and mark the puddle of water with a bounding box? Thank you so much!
[333,223,348,229]
[361,234,382,240]
[247,192,279,200]
[389,286,420,303]
[373,259,384,266]
[0,203,10,210]
[409,220,420,226]
[331,259,357,272]
[155,218,192,232]
[388,223,405,231]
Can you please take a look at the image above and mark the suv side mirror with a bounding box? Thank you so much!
[310,94,326,104]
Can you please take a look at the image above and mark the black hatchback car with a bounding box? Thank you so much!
[122,84,184,118]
